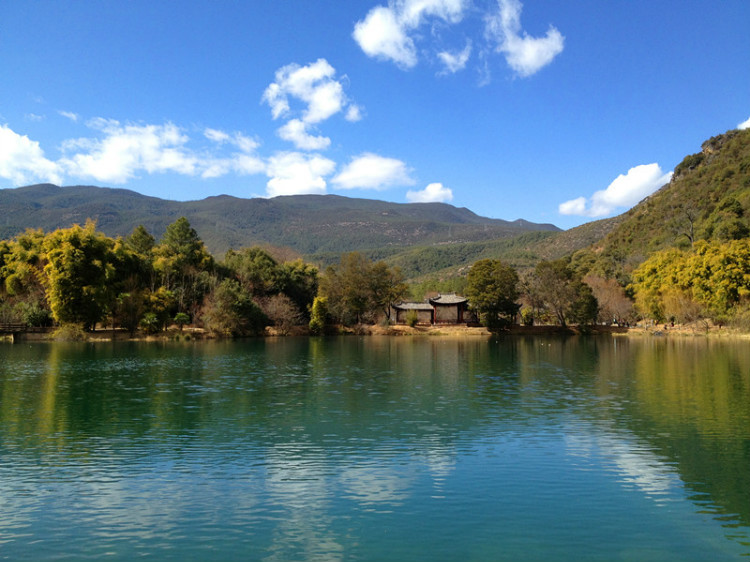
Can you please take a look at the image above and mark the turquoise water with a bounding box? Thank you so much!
[1,336,749,561]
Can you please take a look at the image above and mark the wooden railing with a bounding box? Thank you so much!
[0,323,49,333]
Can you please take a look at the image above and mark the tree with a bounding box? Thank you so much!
[309,296,328,335]
[528,259,600,327]
[630,239,750,326]
[567,281,599,327]
[584,275,634,324]
[174,312,191,331]
[318,253,407,325]
[465,259,519,330]
[154,217,214,313]
[199,279,267,337]
[279,259,319,319]
[124,225,157,289]
[368,261,408,322]
[258,294,303,335]
[224,247,281,296]
[42,221,118,330]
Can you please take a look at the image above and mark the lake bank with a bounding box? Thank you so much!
[6,321,749,342]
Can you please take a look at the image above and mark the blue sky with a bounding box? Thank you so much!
[1,0,748,229]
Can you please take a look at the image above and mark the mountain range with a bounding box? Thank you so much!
[0,182,558,258]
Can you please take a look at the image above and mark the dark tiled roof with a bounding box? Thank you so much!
[392,302,434,311]
[429,294,467,305]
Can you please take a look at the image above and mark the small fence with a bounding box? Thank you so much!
[0,323,49,334]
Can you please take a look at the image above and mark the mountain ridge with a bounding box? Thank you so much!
[0,183,560,256]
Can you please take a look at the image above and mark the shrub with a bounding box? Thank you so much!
[406,310,419,327]
[309,296,328,335]
[173,312,191,331]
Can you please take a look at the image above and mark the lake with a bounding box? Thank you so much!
[1,336,749,561]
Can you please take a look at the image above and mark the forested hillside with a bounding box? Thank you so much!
[571,128,750,282]
[0,185,558,256]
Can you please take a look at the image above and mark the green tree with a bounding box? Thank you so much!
[41,221,118,330]
[154,217,214,313]
[319,253,371,324]
[567,281,599,327]
[309,296,328,335]
[224,247,281,296]
[279,259,319,318]
[529,259,599,327]
[200,279,267,337]
[124,225,157,289]
[368,261,408,322]
[465,259,519,330]
[174,312,191,331]
[318,252,406,325]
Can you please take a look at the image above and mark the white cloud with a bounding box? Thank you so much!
[200,152,266,179]
[438,41,472,74]
[354,0,563,79]
[406,182,453,202]
[25,113,45,122]
[739,116,750,130]
[231,133,260,154]
[204,127,230,143]
[59,119,198,183]
[559,163,673,218]
[345,105,363,122]
[485,0,564,77]
[262,59,360,150]
[354,5,418,68]
[1,119,267,188]
[332,153,415,190]
[204,128,260,153]
[278,119,331,151]
[58,110,79,122]
[354,0,466,69]
[0,124,62,185]
[558,196,587,216]
[265,152,336,197]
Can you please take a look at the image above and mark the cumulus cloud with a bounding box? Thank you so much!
[0,124,62,185]
[58,119,198,183]
[406,182,453,202]
[353,0,466,68]
[485,0,564,77]
[278,119,331,151]
[354,5,418,68]
[739,116,750,130]
[262,59,360,151]
[354,0,563,78]
[438,42,472,74]
[559,163,673,218]
[265,152,336,197]
[1,120,269,188]
[332,153,415,190]
[58,110,80,122]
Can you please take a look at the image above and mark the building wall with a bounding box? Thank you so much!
[394,308,433,324]
[434,304,461,324]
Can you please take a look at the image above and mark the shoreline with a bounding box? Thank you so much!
[4,322,749,343]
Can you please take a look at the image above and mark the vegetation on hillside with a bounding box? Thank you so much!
[572,128,750,284]
[629,239,750,328]
[0,187,558,257]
